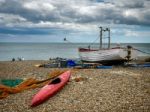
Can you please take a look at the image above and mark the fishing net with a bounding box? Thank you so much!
[0,70,66,99]
[0,79,23,87]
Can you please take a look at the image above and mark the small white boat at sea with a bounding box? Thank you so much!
[78,27,150,64]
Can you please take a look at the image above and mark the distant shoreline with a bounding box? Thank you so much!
[0,42,150,44]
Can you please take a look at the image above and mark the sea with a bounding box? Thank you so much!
[0,42,150,61]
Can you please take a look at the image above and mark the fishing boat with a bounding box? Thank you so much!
[78,27,150,64]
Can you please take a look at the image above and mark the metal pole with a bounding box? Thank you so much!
[99,27,102,49]
[108,28,110,49]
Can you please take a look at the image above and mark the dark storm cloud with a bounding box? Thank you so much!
[0,0,60,23]
[111,0,145,8]
[0,0,150,30]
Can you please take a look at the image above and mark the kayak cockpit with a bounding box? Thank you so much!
[49,78,61,85]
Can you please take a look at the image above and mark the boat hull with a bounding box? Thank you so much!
[79,47,150,64]
[78,48,137,64]
[31,71,71,107]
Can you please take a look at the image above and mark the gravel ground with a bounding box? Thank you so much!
[0,61,150,112]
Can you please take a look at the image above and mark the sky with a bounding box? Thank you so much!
[0,0,150,43]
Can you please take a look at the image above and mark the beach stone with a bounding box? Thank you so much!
[0,61,150,112]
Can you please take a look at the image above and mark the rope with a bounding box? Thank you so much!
[0,70,66,99]
[89,36,99,46]
[133,48,150,55]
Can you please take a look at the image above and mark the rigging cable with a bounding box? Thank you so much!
[88,36,99,46]
[133,48,150,55]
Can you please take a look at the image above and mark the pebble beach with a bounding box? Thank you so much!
[0,60,150,112]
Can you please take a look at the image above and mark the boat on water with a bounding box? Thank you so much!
[78,27,150,64]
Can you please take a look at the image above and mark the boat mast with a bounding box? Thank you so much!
[108,28,110,49]
[99,27,110,49]
[99,27,103,49]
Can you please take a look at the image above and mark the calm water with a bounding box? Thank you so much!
[0,42,150,61]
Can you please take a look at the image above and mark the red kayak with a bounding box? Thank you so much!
[31,70,71,107]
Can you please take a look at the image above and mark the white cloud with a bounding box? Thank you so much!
[23,1,56,12]
[0,0,149,34]
[125,30,150,37]
[125,30,139,37]
[0,0,5,3]
[0,13,27,27]
[0,0,149,43]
